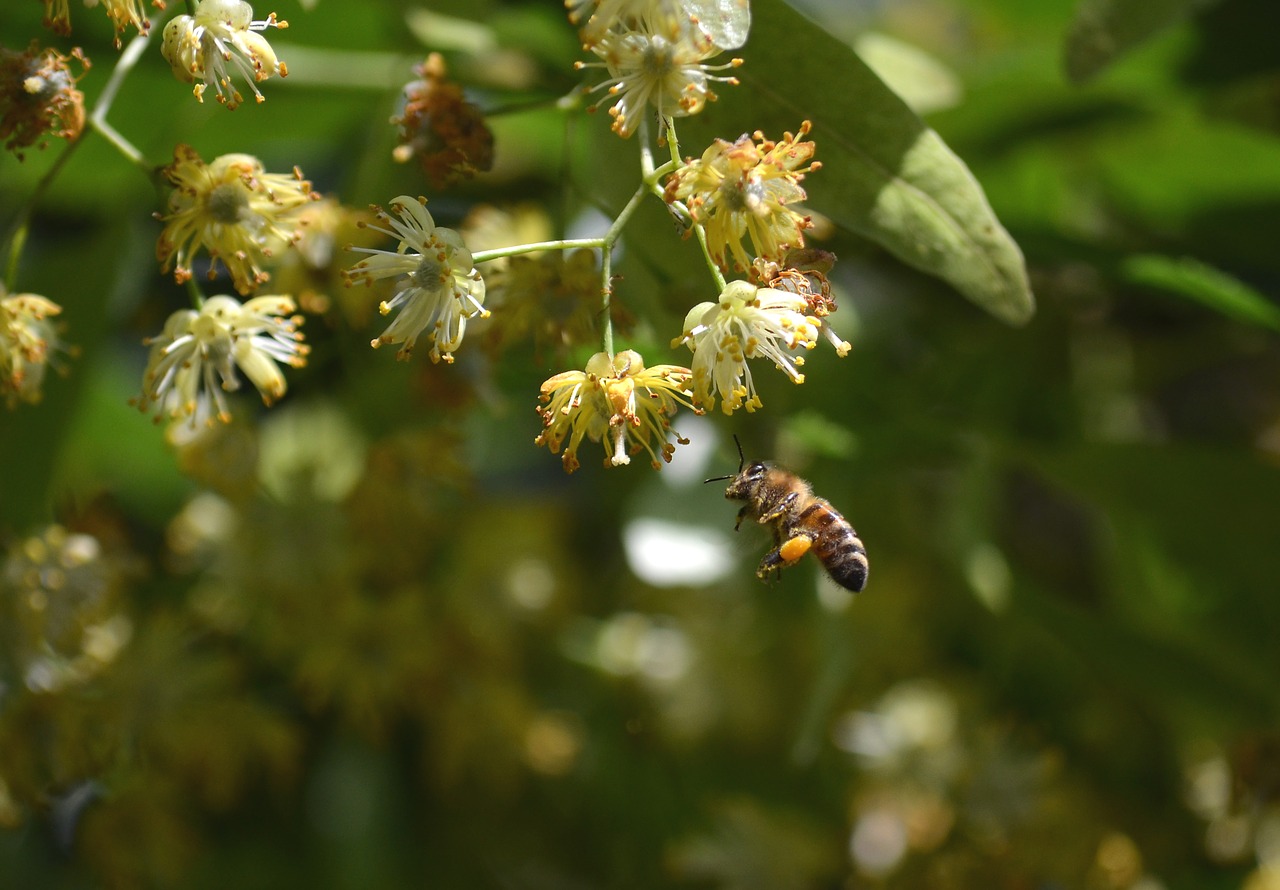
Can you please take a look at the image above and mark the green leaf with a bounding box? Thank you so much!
[1121,254,1280,331]
[687,0,1035,325]
[853,32,963,116]
[1064,0,1221,84]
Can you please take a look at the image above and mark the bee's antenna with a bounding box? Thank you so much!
[704,434,746,484]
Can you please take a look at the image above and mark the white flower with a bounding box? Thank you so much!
[672,279,819,414]
[162,0,287,110]
[135,294,307,426]
[576,7,741,137]
[343,195,488,364]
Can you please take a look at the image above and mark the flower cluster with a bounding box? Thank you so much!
[0,42,88,158]
[1,290,69,407]
[535,350,697,473]
[666,122,819,272]
[10,0,854,478]
[391,54,494,190]
[161,0,287,109]
[134,294,308,427]
[156,144,317,295]
[343,195,488,364]
[41,0,162,47]
[574,1,743,138]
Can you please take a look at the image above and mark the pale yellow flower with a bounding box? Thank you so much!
[576,8,741,137]
[134,294,307,427]
[0,291,68,407]
[666,122,818,272]
[343,195,488,364]
[161,0,286,109]
[156,144,316,295]
[569,0,665,44]
[535,349,696,473]
[42,0,163,46]
[672,279,822,414]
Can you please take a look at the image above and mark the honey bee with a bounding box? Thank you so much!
[707,437,868,592]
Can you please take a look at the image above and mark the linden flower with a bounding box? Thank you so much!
[343,195,488,364]
[134,294,307,427]
[161,0,287,109]
[576,8,742,138]
[391,54,494,190]
[42,0,163,46]
[666,121,819,272]
[1,291,69,407]
[672,279,824,414]
[571,0,751,52]
[156,144,317,295]
[535,350,696,473]
[569,0,665,44]
[0,42,88,159]
[753,254,850,357]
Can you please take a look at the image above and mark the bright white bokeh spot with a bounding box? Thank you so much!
[623,517,735,587]
[634,625,694,684]
[660,414,720,487]
[594,612,695,685]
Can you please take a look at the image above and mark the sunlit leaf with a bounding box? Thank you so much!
[689,0,1035,325]
[1122,254,1280,331]
[853,31,963,115]
[1064,0,1221,84]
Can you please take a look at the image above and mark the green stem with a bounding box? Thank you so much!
[185,277,206,310]
[661,117,726,291]
[89,31,154,176]
[471,238,605,265]
[600,237,613,357]
[665,117,683,168]
[2,31,157,286]
[1,137,81,290]
[3,223,28,292]
[595,181,652,355]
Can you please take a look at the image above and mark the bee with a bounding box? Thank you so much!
[706,437,868,592]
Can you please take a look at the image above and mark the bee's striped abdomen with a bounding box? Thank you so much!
[799,500,869,592]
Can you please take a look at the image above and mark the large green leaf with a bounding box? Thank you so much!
[686,0,1034,325]
[1064,0,1221,84]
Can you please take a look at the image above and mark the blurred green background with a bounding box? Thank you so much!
[3,0,1280,887]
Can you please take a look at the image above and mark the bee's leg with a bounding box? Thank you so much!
[755,534,814,580]
[756,491,799,525]
[734,505,752,531]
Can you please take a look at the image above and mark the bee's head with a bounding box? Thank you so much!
[704,435,766,498]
